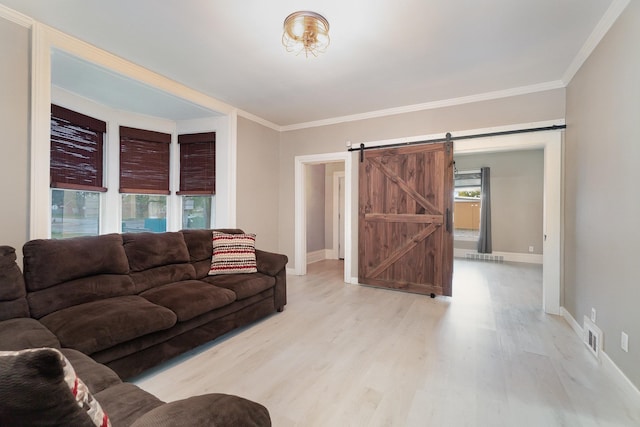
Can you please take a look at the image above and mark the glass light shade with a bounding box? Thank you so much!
[282,11,330,57]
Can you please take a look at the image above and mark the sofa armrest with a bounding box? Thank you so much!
[130,393,271,427]
[255,249,288,277]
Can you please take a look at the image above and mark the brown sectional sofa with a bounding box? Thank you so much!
[20,229,287,379]
[0,229,287,426]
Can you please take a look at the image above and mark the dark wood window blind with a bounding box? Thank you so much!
[50,105,107,192]
[177,132,216,195]
[119,126,171,195]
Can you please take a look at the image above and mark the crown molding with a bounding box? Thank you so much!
[0,4,34,28]
[562,0,630,85]
[280,80,565,132]
[237,109,281,132]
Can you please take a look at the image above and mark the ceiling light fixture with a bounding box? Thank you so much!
[282,11,330,57]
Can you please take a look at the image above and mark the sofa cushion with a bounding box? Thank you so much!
[23,234,129,292]
[0,317,60,351]
[128,264,197,294]
[0,347,110,427]
[0,246,24,299]
[94,383,164,427]
[27,274,137,319]
[123,232,191,272]
[61,348,122,394]
[141,280,236,322]
[209,231,258,275]
[130,393,271,427]
[0,246,29,320]
[0,298,30,321]
[123,232,196,293]
[39,296,177,355]
[201,273,275,300]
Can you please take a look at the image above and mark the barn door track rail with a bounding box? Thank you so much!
[349,124,566,162]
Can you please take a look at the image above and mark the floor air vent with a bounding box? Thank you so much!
[583,316,602,359]
[465,252,504,262]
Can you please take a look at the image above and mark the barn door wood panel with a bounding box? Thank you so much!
[358,142,454,296]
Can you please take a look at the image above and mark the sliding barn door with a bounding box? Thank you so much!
[358,142,454,296]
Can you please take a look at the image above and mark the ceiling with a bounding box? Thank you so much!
[0,0,621,127]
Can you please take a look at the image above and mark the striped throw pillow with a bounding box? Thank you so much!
[208,231,257,275]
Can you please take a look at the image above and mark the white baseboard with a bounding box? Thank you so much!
[306,249,335,264]
[306,250,325,264]
[561,307,583,336]
[286,267,296,276]
[454,248,543,264]
[560,307,640,401]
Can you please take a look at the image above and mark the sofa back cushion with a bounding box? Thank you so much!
[0,246,29,320]
[181,229,245,279]
[23,235,135,319]
[122,232,196,293]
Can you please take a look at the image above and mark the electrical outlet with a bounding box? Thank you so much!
[591,308,596,323]
[528,246,534,253]
[621,332,629,352]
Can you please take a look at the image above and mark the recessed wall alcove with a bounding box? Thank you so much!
[30,24,238,238]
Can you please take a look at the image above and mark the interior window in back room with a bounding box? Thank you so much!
[453,170,481,241]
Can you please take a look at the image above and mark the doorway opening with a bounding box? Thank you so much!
[454,127,562,314]
[293,125,561,313]
[294,152,352,284]
[304,162,345,264]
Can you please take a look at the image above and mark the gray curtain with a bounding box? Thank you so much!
[477,167,492,253]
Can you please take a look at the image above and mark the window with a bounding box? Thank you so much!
[454,170,481,199]
[119,126,171,233]
[50,105,106,238]
[181,195,213,229]
[51,190,100,238]
[121,194,167,232]
[453,170,481,240]
[178,132,215,229]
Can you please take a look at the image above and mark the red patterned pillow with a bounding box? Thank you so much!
[59,349,111,427]
[0,348,111,427]
[208,231,257,275]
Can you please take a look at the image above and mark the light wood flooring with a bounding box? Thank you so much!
[134,260,640,426]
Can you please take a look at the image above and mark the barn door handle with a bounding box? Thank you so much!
[445,208,451,233]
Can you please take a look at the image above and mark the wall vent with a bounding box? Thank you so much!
[583,316,602,359]
[465,252,504,263]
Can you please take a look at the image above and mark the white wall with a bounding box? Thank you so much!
[324,162,345,252]
[305,164,325,253]
[236,116,280,253]
[564,1,640,390]
[0,17,30,261]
